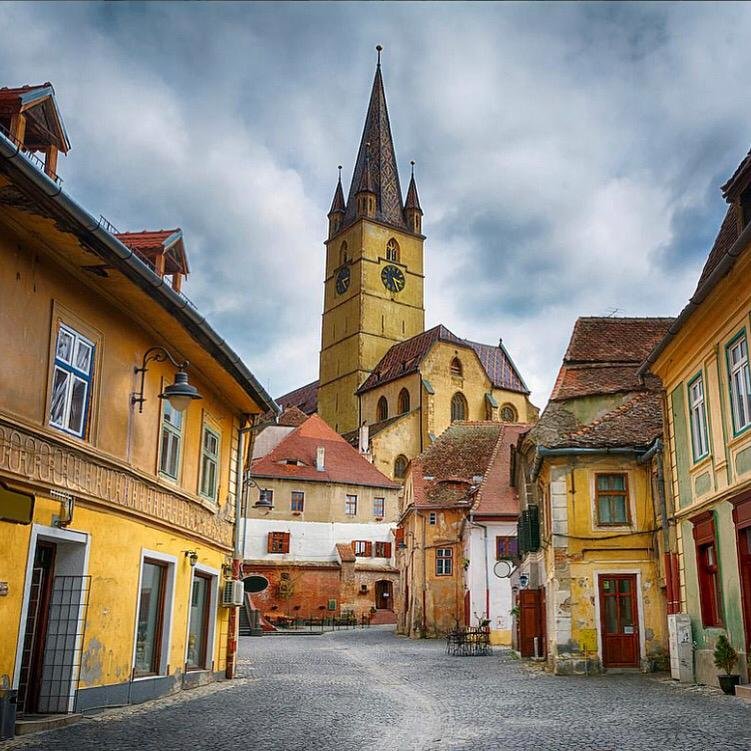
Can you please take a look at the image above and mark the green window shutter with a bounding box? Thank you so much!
[528,505,541,550]
[671,385,693,509]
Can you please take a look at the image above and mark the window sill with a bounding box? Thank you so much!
[689,454,713,474]
[728,425,751,449]
[132,673,167,682]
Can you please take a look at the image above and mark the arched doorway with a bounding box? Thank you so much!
[375,580,393,610]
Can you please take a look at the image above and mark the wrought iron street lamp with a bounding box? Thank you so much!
[132,346,202,413]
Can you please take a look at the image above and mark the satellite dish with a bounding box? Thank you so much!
[243,575,269,593]
[493,560,513,579]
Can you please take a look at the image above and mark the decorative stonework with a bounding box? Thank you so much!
[0,419,233,548]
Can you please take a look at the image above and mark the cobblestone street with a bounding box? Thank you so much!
[11,627,751,751]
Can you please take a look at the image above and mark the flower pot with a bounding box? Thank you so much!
[718,674,741,695]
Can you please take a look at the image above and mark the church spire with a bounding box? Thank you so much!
[342,45,407,230]
[404,160,423,234]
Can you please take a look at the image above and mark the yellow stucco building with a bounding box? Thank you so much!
[512,318,671,673]
[0,84,276,731]
[278,52,537,479]
[642,148,751,687]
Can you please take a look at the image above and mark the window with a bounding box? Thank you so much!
[450,357,463,377]
[436,547,453,576]
[199,425,220,500]
[345,494,358,516]
[291,491,305,512]
[375,541,392,558]
[727,333,751,433]
[451,392,467,422]
[394,455,408,479]
[373,497,385,517]
[496,536,518,560]
[386,237,400,262]
[353,540,372,557]
[693,514,722,627]
[49,323,95,438]
[159,400,184,479]
[595,474,629,525]
[428,511,437,525]
[135,559,168,676]
[500,404,518,423]
[267,531,290,554]
[377,396,389,422]
[398,388,410,414]
[186,571,212,670]
[688,374,709,461]
[339,241,349,265]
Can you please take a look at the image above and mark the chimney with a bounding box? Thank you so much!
[358,422,370,454]
[316,446,325,472]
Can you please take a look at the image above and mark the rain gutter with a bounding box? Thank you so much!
[637,218,751,378]
[0,130,279,416]
[531,445,643,481]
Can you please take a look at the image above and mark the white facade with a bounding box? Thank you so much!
[464,520,515,636]
[252,425,296,459]
[244,517,396,568]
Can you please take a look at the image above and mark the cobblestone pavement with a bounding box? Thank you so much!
[11,626,751,751]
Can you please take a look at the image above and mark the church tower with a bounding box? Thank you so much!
[317,48,425,434]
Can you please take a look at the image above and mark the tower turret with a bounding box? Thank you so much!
[404,161,423,235]
[328,166,345,238]
[354,145,377,219]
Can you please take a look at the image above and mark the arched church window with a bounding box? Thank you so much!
[386,238,400,262]
[450,357,463,377]
[339,241,349,265]
[394,455,408,479]
[500,404,518,423]
[398,388,410,414]
[451,392,468,423]
[377,396,389,422]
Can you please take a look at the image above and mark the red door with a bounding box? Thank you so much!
[518,589,544,658]
[734,499,751,679]
[599,574,639,668]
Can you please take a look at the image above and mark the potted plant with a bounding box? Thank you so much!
[714,633,741,695]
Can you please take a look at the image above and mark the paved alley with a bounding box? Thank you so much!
[11,627,751,751]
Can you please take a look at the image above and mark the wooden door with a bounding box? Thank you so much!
[737,525,751,675]
[518,589,543,658]
[599,574,639,668]
[375,580,392,610]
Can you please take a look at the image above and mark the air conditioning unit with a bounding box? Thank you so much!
[667,613,694,683]
[222,580,244,607]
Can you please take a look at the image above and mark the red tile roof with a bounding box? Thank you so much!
[473,424,525,517]
[251,414,398,489]
[0,83,54,103]
[357,324,528,395]
[335,542,356,563]
[115,229,180,251]
[277,405,309,427]
[411,422,505,508]
[115,229,188,276]
[276,380,319,415]
[694,204,739,292]
[563,317,674,364]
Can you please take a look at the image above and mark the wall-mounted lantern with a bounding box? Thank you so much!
[183,550,199,567]
[132,346,202,413]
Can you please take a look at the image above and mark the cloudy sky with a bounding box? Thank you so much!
[2,1,750,406]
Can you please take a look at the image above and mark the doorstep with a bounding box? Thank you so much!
[15,713,82,736]
[735,684,751,704]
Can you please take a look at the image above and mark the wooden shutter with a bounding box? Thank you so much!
[365,541,373,557]
[383,542,392,558]
[395,527,404,546]
[281,532,290,553]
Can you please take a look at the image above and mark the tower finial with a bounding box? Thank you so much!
[376,44,382,67]
[410,160,415,177]
[338,165,342,182]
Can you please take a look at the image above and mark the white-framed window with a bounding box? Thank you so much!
[728,333,751,434]
[373,497,385,517]
[159,400,183,480]
[199,424,220,500]
[345,494,357,516]
[428,511,437,525]
[436,547,453,576]
[688,374,709,461]
[49,323,95,438]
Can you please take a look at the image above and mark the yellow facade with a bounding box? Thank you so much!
[318,219,425,434]
[531,456,668,673]
[650,236,751,685]
[0,154,270,720]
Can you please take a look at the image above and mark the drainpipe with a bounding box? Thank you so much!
[226,416,255,679]
[420,511,427,637]
[638,438,678,613]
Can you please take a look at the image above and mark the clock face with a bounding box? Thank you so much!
[335,266,351,295]
[381,264,405,293]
